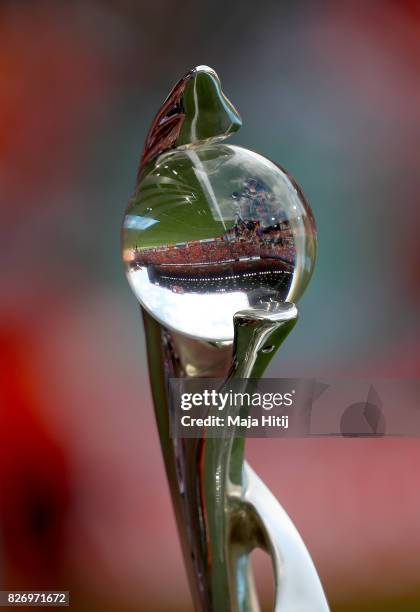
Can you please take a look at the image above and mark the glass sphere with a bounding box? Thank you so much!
[122,143,316,341]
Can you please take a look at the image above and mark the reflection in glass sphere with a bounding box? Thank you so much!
[122,143,316,341]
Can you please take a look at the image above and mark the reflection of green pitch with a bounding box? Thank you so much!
[125,161,228,250]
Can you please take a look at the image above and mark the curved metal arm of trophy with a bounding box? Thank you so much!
[241,463,330,612]
[223,302,329,612]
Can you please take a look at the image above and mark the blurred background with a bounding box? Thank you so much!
[0,1,419,610]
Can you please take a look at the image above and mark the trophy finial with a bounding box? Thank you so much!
[140,65,241,170]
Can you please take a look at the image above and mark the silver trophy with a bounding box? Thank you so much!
[122,66,329,611]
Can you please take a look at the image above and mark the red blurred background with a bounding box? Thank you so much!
[0,1,419,610]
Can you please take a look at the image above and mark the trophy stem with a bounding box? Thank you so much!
[142,302,329,611]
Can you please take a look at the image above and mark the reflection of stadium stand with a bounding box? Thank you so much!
[130,219,295,295]
[146,259,292,294]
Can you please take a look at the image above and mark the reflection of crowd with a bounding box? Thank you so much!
[154,257,293,279]
[224,218,294,252]
[133,218,295,268]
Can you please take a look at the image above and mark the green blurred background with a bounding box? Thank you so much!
[1,1,419,610]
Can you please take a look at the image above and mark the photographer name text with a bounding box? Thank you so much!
[179,414,289,429]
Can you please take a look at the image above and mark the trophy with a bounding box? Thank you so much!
[122,66,329,611]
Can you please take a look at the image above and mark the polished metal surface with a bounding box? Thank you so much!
[142,302,329,611]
